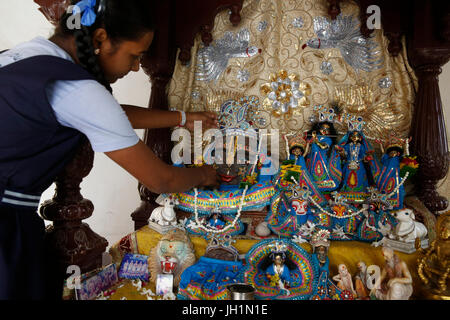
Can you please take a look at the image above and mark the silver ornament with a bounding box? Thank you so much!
[320,61,333,75]
[195,28,260,82]
[292,17,304,29]
[191,91,201,100]
[378,77,392,88]
[305,14,384,72]
[257,20,268,32]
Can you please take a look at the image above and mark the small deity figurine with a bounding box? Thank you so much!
[260,242,296,293]
[207,207,226,230]
[287,133,310,167]
[306,105,342,192]
[332,264,357,298]
[370,246,413,300]
[310,229,353,300]
[336,115,378,203]
[374,133,411,209]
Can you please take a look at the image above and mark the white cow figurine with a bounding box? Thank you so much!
[389,208,427,242]
[149,195,179,226]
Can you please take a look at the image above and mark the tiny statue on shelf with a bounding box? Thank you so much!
[374,133,412,209]
[373,208,429,254]
[207,207,226,230]
[332,264,357,298]
[335,115,378,203]
[310,229,353,300]
[148,194,179,234]
[148,228,196,291]
[306,105,342,192]
[370,246,413,300]
[177,235,244,300]
[354,261,370,299]
[260,242,296,294]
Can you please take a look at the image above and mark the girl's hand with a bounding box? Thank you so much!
[199,165,221,188]
[185,112,218,131]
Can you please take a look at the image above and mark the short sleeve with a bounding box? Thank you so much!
[46,79,140,152]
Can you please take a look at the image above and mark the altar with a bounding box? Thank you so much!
[32,0,450,301]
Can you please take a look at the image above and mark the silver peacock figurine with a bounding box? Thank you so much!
[302,14,384,72]
[196,28,261,82]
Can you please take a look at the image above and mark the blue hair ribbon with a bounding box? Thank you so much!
[73,0,97,27]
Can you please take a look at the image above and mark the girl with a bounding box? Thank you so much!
[0,0,219,299]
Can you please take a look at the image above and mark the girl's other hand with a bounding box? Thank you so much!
[185,112,218,131]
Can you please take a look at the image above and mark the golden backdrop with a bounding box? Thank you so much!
[168,0,417,159]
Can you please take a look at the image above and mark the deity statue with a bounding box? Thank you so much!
[260,243,296,293]
[310,229,353,300]
[370,246,413,300]
[336,115,378,203]
[207,207,226,229]
[374,133,411,209]
[306,105,342,192]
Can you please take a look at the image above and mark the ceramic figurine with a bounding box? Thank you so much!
[389,208,427,243]
[306,105,342,192]
[354,261,370,299]
[332,264,357,298]
[370,246,413,300]
[149,194,179,226]
[148,228,196,287]
[375,133,410,209]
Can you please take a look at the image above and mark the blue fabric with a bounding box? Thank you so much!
[73,0,98,26]
[266,263,291,284]
[306,136,340,191]
[376,155,405,208]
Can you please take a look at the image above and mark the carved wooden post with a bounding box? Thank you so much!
[131,0,176,230]
[40,139,108,299]
[408,0,450,214]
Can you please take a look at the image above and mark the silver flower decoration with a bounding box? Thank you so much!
[260,70,311,116]
[378,77,392,89]
[292,17,304,29]
[237,69,250,82]
[257,20,268,32]
[320,61,333,75]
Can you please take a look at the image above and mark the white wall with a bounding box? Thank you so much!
[1,1,449,249]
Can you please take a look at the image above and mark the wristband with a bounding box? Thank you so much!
[178,110,186,127]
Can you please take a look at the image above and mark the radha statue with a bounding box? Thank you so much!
[306,105,342,192]
[336,115,380,203]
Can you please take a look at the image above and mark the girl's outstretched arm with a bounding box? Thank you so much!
[105,140,220,194]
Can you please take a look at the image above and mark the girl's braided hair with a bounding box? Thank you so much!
[57,0,155,93]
